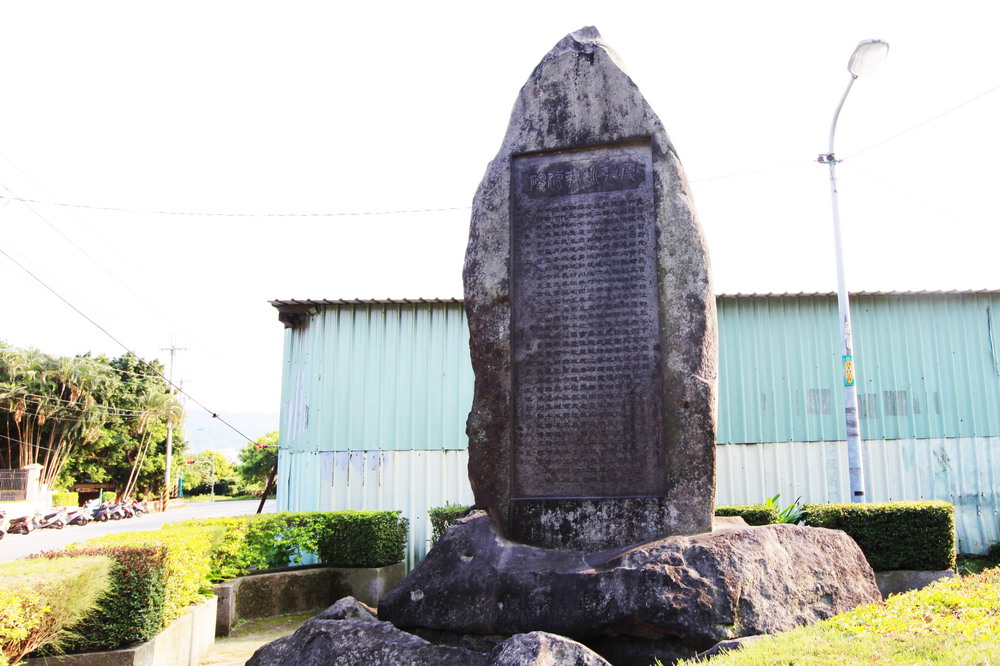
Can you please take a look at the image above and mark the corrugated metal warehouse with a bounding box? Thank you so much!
[272,292,1000,566]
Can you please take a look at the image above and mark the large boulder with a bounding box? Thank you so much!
[379,512,881,651]
[248,597,613,666]
[247,597,485,666]
[488,632,610,666]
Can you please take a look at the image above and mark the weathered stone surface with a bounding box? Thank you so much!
[463,26,717,550]
[247,602,485,666]
[488,631,610,666]
[380,512,881,650]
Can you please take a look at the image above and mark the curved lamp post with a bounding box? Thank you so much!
[818,39,889,503]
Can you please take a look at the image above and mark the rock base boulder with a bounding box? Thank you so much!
[248,598,610,666]
[379,512,881,657]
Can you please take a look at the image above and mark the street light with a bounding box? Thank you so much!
[818,39,888,503]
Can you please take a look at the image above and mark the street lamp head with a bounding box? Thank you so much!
[848,39,889,78]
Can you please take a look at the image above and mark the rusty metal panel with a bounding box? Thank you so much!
[716,437,1000,554]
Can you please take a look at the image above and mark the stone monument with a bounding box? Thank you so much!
[252,27,883,666]
[463,25,716,551]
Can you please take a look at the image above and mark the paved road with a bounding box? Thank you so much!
[0,500,275,563]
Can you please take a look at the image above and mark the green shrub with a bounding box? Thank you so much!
[0,556,111,663]
[428,502,472,545]
[802,500,956,571]
[169,510,409,579]
[102,491,117,503]
[316,511,409,567]
[50,492,79,507]
[35,545,168,653]
[714,504,780,526]
[74,527,214,623]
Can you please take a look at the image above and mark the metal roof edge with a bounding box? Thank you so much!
[272,290,1000,310]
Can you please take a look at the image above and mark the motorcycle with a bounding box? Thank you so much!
[7,514,35,535]
[66,505,92,526]
[129,500,146,516]
[36,507,68,529]
[92,502,113,522]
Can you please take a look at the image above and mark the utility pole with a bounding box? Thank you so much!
[161,344,185,505]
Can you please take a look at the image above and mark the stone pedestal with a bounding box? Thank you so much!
[379,513,882,665]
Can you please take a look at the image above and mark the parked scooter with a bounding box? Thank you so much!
[35,507,68,530]
[92,502,113,522]
[66,505,92,526]
[7,513,35,535]
[130,500,146,516]
[0,510,7,540]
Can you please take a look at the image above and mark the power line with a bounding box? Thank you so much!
[0,169,238,372]
[842,80,1000,161]
[0,195,472,218]
[0,243,256,445]
[0,391,153,416]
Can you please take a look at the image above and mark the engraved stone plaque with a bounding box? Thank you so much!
[464,28,717,551]
[511,140,665,499]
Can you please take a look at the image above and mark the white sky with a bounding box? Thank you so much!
[1,2,998,445]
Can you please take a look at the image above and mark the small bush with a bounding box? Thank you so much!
[714,504,780,526]
[73,527,214,623]
[50,492,79,507]
[802,500,956,571]
[35,545,168,653]
[102,491,117,503]
[428,502,472,544]
[169,510,409,579]
[316,511,409,567]
[0,556,111,663]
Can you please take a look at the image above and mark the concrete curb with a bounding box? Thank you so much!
[874,569,957,598]
[214,563,406,637]
[25,597,217,666]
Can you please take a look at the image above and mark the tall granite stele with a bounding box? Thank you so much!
[463,26,717,550]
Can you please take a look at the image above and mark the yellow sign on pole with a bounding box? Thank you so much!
[843,355,855,386]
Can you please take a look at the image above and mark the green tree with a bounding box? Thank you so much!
[63,353,184,499]
[0,346,119,489]
[238,431,278,494]
[180,449,238,496]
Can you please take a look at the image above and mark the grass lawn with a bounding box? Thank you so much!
[677,567,1000,665]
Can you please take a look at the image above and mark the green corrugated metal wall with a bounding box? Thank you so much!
[279,302,474,452]
[279,292,1000,451]
[717,292,1000,443]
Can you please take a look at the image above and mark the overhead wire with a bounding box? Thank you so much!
[0,243,257,445]
[0,162,237,370]
[841,80,1000,161]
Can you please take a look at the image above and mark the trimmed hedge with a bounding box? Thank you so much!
[1,556,111,663]
[36,545,168,653]
[50,492,79,507]
[802,500,956,571]
[428,502,472,545]
[714,504,780,526]
[168,510,409,581]
[72,527,214,624]
[317,511,408,567]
